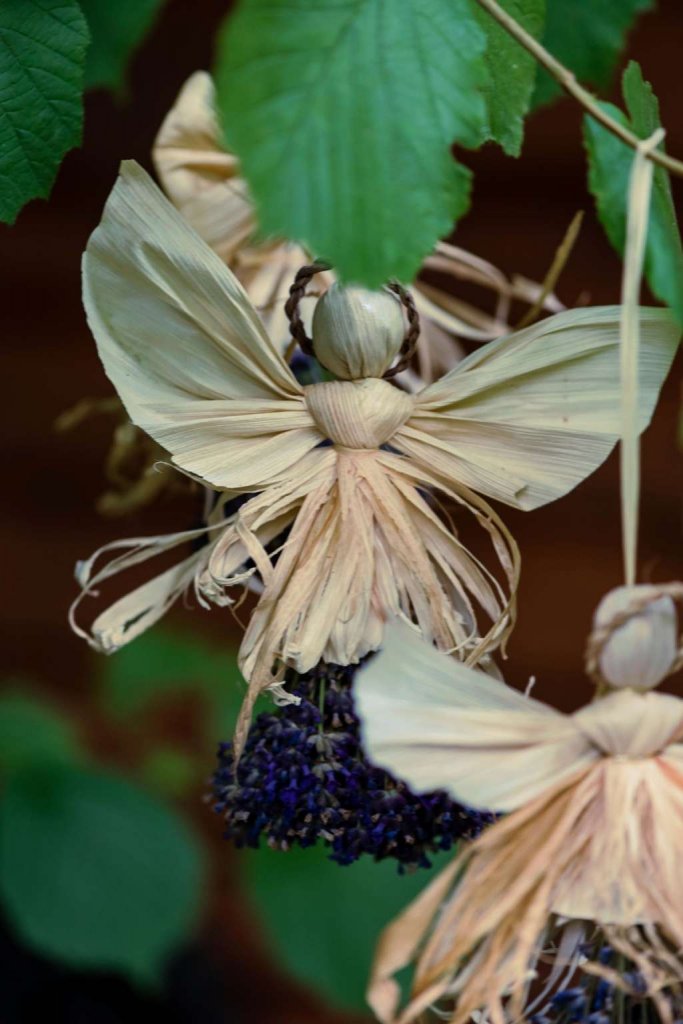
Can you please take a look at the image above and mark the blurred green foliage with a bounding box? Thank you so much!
[246,842,453,1013]
[0,626,241,986]
[79,0,165,93]
[0,764,204,983]
[99,627,245,741]
[0,691,83,775]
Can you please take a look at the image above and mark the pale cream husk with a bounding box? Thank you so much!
[591,584,679,689]
[356,620,683,1024]
[72,161,678,759]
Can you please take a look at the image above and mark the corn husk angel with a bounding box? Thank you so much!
[62,68,572,521]
[152,69,567,378]
[356,586,683,1024]
[71,159,676,757]
[61,74,565,521]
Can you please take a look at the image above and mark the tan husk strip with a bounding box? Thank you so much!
[515,210,583,330]
[619,128,665,585]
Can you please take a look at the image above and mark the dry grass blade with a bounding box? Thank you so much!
[515,211,584,330]
[620,129,664,585]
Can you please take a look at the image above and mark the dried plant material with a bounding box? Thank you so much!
[152,68,254,264]
[73,162,677,759]
[152,71,565,379]
[587,582,683,690]
[312,284,405,379]
[515,210,584,330]
[55,396,193,516]
[114,69,568,525]
[355,618,683,1024]
[619,129,665,585]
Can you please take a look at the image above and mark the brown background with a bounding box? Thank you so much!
[1,0,682,1020]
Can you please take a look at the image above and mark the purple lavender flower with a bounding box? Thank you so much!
[212,662,490,869]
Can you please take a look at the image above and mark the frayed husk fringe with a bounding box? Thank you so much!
[218,448,519,759]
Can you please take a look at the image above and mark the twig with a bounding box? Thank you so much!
[515,210,583,329]
[472,0,683,179]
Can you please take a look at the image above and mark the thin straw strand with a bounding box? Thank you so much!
[620,128,664,585]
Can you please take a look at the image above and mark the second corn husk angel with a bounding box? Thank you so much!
[356,588,683,1024]
[72,160,676,756]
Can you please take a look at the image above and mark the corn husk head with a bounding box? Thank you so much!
[590,584,679,690]
[311,283,405,378]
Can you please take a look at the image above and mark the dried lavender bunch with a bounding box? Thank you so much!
[212,662,490,870]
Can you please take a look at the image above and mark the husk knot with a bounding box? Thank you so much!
[304,378,414,448]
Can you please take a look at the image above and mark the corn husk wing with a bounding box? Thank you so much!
[396,305,678,510]
[152,71,255,261]
[355,621,596,812]
[83,161,322,491]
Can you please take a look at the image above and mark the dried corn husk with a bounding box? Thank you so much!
[619,128,665,584]
[152,71,566,377]
[55,396,192,516]
[74,162,677,759]
[355,620,683,1024]
[311,284,405,379]
[588,583,680,689]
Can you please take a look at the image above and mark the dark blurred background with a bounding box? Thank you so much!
[1,0,682,1020]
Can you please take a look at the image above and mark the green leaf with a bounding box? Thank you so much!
[0,0,89,224]
[533,0,654,108]
[474,0,546,156]
[79,0,165,93]
[0,765,204,980]
[100,628,245,740]
[0,690,83,776]
[584,62,683,326]
[244,843,452,1012]
[214,0,490,287]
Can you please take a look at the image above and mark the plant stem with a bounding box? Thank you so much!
[472,0,683,179]
[515,209,583,329]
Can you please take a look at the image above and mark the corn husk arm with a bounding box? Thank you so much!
[83,161,322,491]
[356,620,596,812]
[398,305,678,510]
[69,488,297,654]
